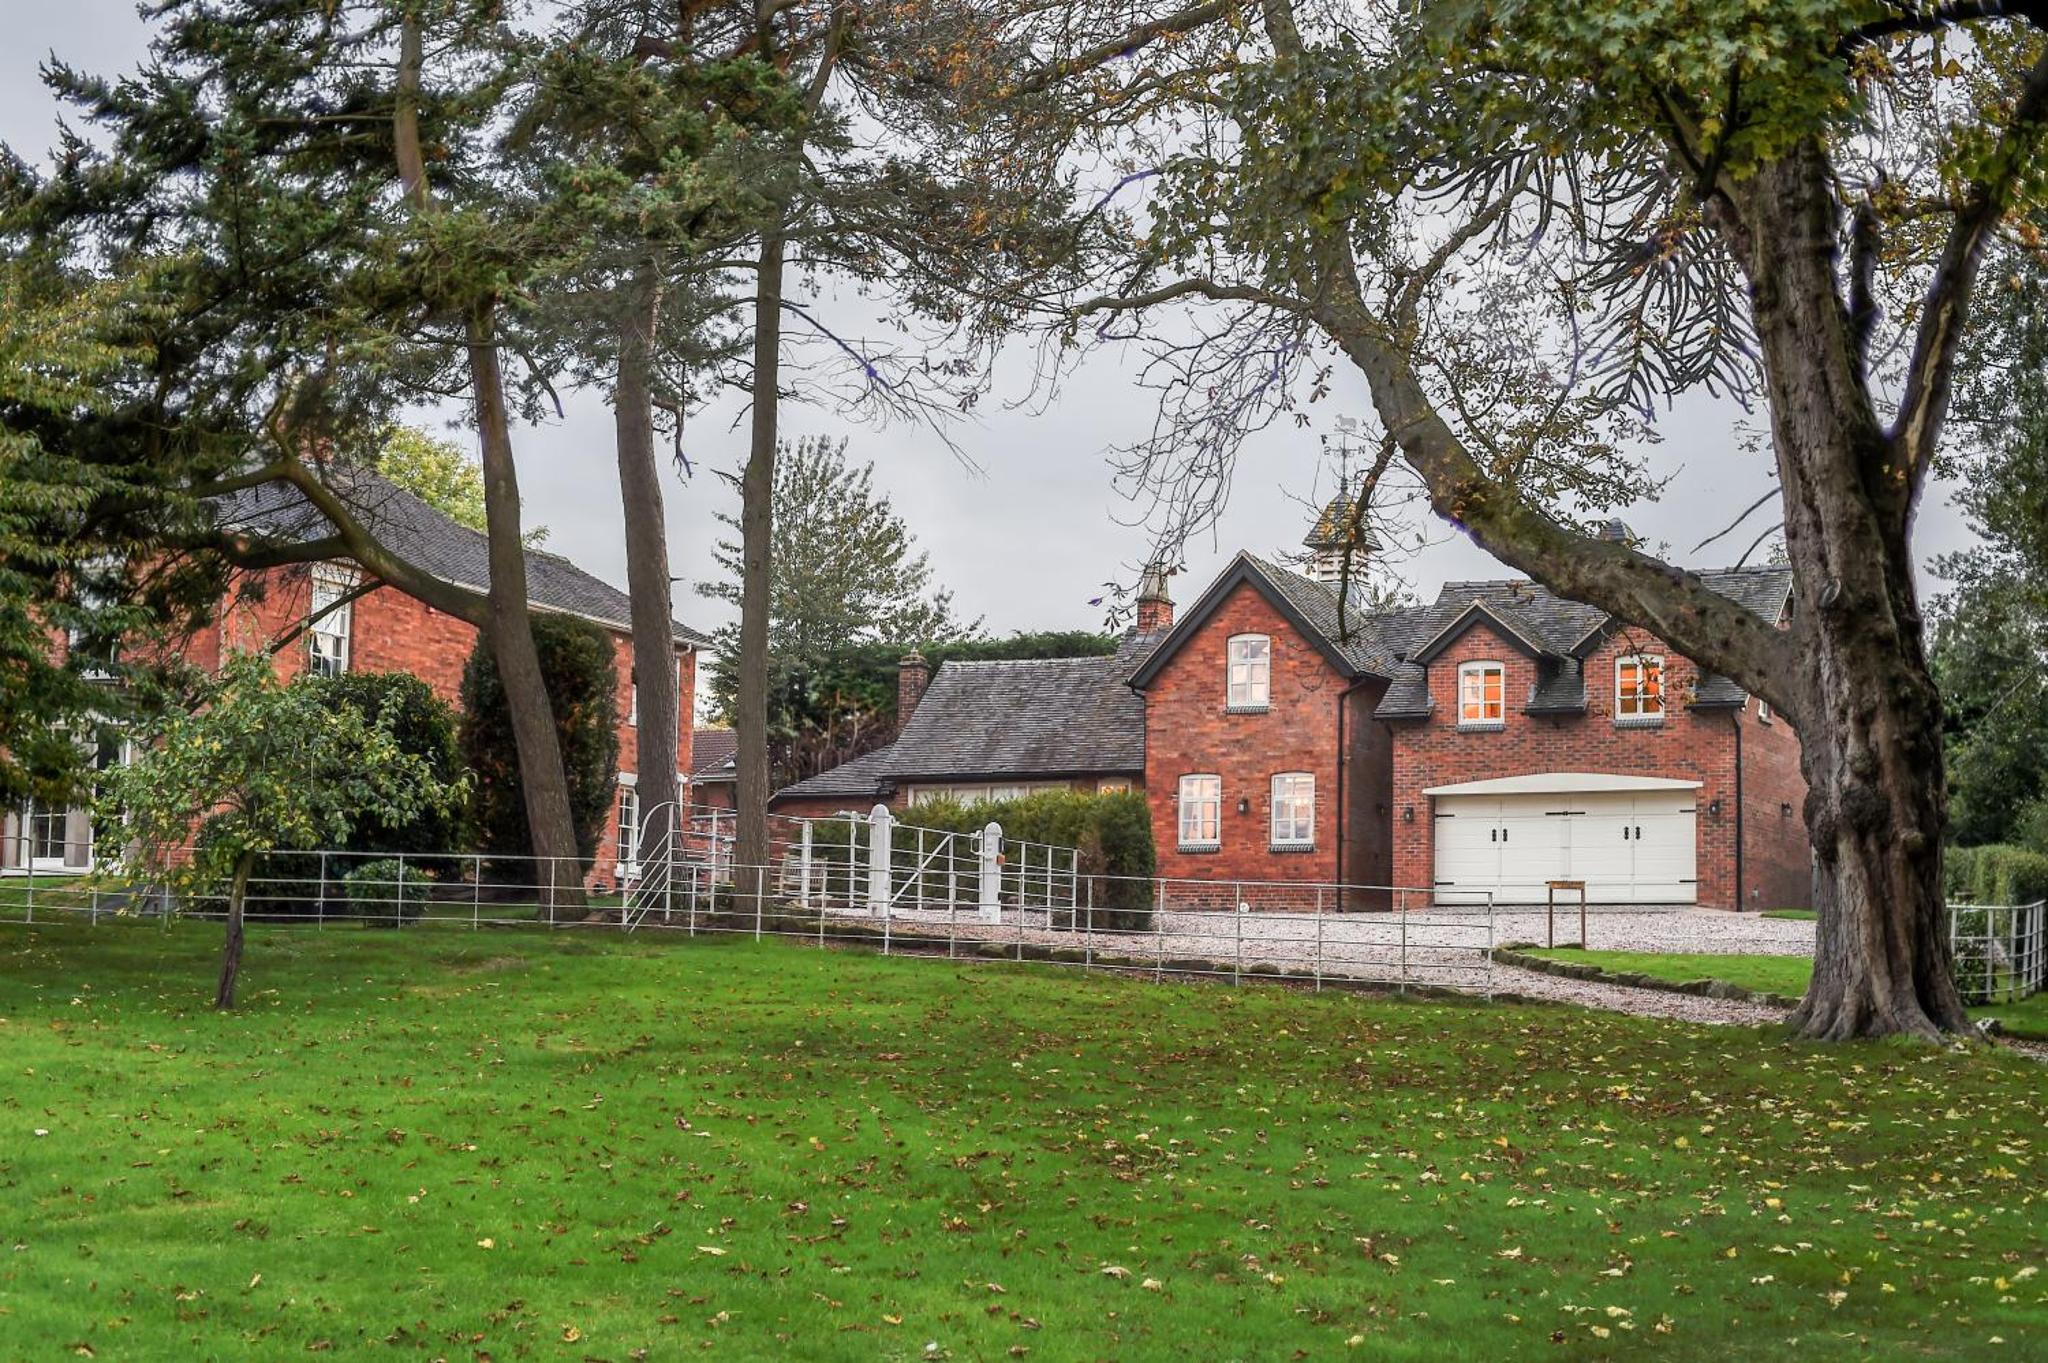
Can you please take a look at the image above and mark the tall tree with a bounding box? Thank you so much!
[970,0,2048,1038]
[700,435,975,711]
[1932,249,2048,848]
[508,4,795,860]
[374,424,549,546]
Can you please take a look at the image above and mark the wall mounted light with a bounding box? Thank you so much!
[1781,802,1793,818]
[1237,797,1251,815]
[1708,798,1723,816]
[1402,806,1414,823]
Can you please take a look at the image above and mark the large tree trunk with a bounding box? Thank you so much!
[614,262,682,863]
[215,850,253,1010]
[470,304,587,919]
[1743,151,1970,1040]
[734,230,785,906]
[395,19,582,918]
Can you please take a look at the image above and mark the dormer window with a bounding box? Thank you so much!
[1457,661,1505,729]
[1616,654,1665,725]
[1226,634,1270,710]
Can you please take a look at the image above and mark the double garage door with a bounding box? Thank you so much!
[1432,785,1698,906]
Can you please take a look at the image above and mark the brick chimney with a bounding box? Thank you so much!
[1596,518,1634,545]
[896,650,931,724]
[1135,565,1174,634]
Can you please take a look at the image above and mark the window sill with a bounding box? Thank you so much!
[1456,720,1506,733]
[1614,716,1666,729]
[1224,704,1271,715]
[1268,843,1317,854]
[1176,844,1221,855]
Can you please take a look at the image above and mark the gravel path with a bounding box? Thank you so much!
[1483,906,1815,955]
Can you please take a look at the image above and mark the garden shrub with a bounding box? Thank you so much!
[459,612,620,877]
[311,671,468,860]
[343,858,431,926]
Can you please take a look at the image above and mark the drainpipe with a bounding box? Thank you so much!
[1733,709,1745,912]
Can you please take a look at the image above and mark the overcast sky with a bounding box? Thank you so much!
[4,2,1983,648]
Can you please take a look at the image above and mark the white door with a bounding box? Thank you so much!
[1431,798,1499,908]
[1620,792,1698,903]
[1497,794,1568,903]
[1433,787,1697,906]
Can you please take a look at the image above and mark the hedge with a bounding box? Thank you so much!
[1948,843,2048,907]
[459,612,620,876]
[810,789,1156,930]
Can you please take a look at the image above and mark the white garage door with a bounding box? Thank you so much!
[1430,777,1698,906]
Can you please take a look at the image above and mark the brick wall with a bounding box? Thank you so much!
[1141,581,1352,885]
[1739,699,1812,910]
[1388,619,1747,905]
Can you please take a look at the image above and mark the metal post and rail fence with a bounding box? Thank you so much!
[7,802,2040,1007]
[0,802,1498,997]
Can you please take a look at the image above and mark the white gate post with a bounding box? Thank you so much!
[797,820,813,912]
[866,804,894,917]
[978,821,1004,925]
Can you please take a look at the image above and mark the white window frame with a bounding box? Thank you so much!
[627,676,638,727]
[1177,774,1222,848]
[1457,661,1505,729]
[1757,698,1773,724]
[308,565,357,678]
[1226,634,1271,710]
[1615,654,1666,725]
[616,779,641,874]
[1270,772,1315,847]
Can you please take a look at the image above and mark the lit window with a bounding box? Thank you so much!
[617,783,640,869]
[1178,774,1221,847]
[1271,772,1315,846]
[308,566,357,678]
[1457,661,1505,727]
[1227,634,1271,709]
[1616,655,1665,724]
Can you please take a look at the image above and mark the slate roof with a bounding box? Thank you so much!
[1370,566,1794,720]
[774,744,902,804]
[771,631,1161,803]
[213,469,712,645]
[689,728,737,783]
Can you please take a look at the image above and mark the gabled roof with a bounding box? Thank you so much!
[1371,565,1795,720]
[1128,552,1400,688]
[689,728,737,783]
[214,469,713,647]
[1409,599,1553,664]
[771,631,1160,803]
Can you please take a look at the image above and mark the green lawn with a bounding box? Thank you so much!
[1761,909,1817,922]
[1524,948,2048,1039]
[1,924,2043,1361]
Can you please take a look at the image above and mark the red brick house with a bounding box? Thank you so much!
[1128,544,1806,908]
[776,535,1808,911]
[1,474,709,884]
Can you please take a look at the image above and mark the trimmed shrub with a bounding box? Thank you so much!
[459,613,620,876]
[1950,843,2048,906]
[344,858,431,926]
